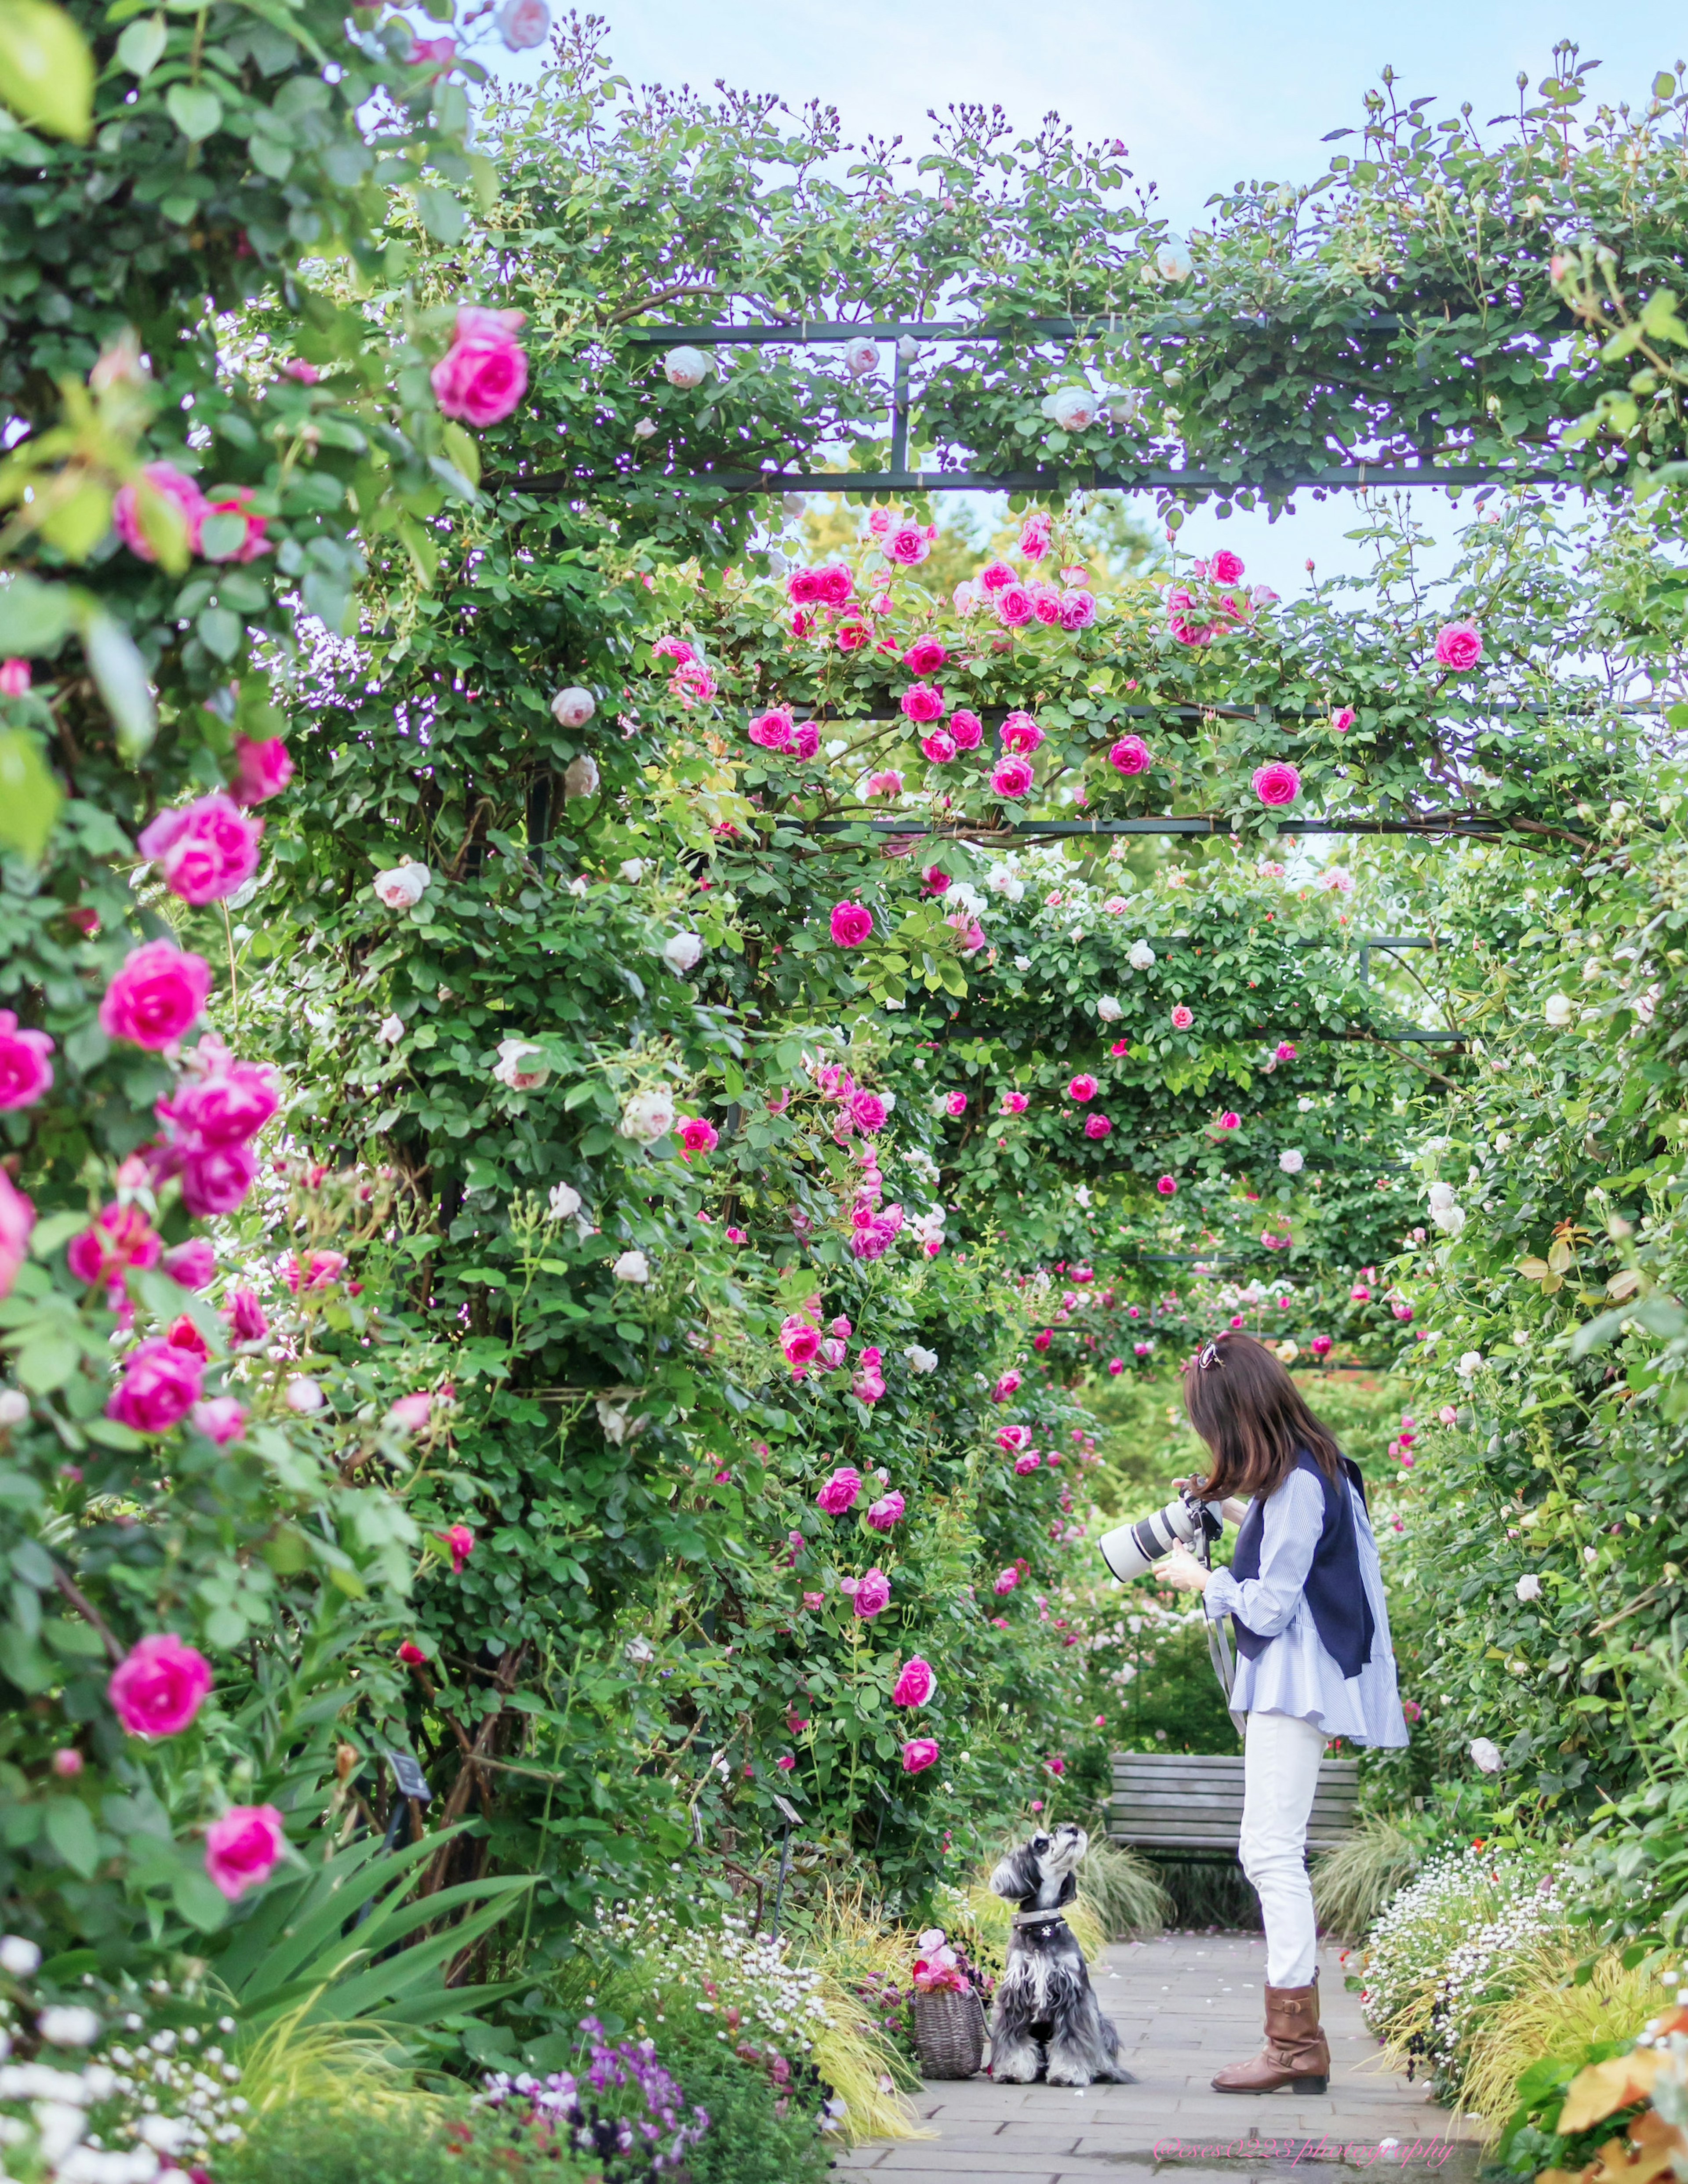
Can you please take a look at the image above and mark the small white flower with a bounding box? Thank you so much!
[563,754,600,799]
[493,1038,549,1090]
[567,874,589,897]
[1469,1736,1502,1774]
[1047,383,1101,431]
[1014,954,1033,971]
[371,861,430,909]
[618,858,645,883]
[1456,1350,1483,1379]
[135,2117,191,2155]
[1278,1149,1304,1174]
[549,1182,582,1221]
[663,346,710,389]
[38,2007,101,2048]
[633,418,657,440]
[1544,992,1576,1028]
[1096,996,1123,1022]
[619,1087,676,1144]
[284,1377,325,1414]
[613,1249,651,1284]
[376,1013,404,1045]
[662,931,704,974]
[904,1345,939,1374]
[1515,1573,1542,1602]
[1074,1185,1092,1209]
[0,1388,27,1426]
[0,1934,42,1975]
[1128,940,1156,970]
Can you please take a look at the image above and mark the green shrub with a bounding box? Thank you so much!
[1310,1813,1423,1944]
[666,2039,834,2184]
[222,2099,593,2184]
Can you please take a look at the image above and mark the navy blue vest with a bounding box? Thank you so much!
[1229,1450,1375,1679]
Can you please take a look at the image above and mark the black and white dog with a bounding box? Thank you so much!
[987,1823,1134,2086]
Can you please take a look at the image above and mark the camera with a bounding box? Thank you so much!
[1098,1490,1223,1584]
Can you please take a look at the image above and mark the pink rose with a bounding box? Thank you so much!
[1434,621,1483,671]
[749,707,795,751]
[979,560,1015,592]
[830,900,873,948]
[1084,1114,1111,1139]
[1157,1174,1178,1196]
[138,794,262,906]
[113,463,208,562]
[892,1656,935,1708]
[99,941,213,1050]
[0,658,29,697]
[1310,1334,1332,1358]
[949,709,983,750]
[1000,711,1043,756]
[163,1239,216,1288]
[1002,1090,1029,1113]
[679,1117,719,1154]
[1107,1358,1124,1376]
[281,1249,347,1295]
[991,755,1034,799]
[224,1288,267,1343]
[191,1397,247,1445]
[995,584,1035,629]
[851,1091,887,1134]
[792,723,820,761]
[0,1010,53,1108]
[1067,1073,1097,1102]
[852,1566,891,1617]
[431,305,528,427]
[945,1091,967,1117]
[231,734,293,807]
[866,1490,905,1532]
[997,1425,1029,1451]
[204,1802,285,1901]
[1171,1004,1194,1030]
[992,1370,1021,1401]
[1030,584,1062,625]
[1059,589,1097,630]
[1134,1341,1151,1357]
[200,487,269,563]
[1251,762,1301,807]
[866,768,903,796]
[920,730,957,764]
[993,1566,1019,1595]
[1108,735,1150,776]
[107,1338,204,1433]
[1210,549,1245,584]
[815,564,853,607]
[1032,1327,1052,1352]
[1014,1451,1041,1472]
[108,1632,213,1737]
[1019,514,1052,560]
[884,524,931,566]
[902,1737,939,1774]
[182,1143,259,1218]
[67,1202,160,1288]
[1331,708,1355,734]
[1276,1042,1298,1061]
[904,636,948,675]
[782,1315,821,1368]
[160,1052,279,1147]
[900,681,946,724]
[786,568,822,605]
[441,1523,475,1573]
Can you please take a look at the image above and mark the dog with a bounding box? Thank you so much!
[987,1822,1134,2086]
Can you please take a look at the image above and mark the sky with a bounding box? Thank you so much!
[482,0,1686,588]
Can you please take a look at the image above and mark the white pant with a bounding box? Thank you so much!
[1239,1709,1325,1988]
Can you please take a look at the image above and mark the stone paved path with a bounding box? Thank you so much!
[838,1933,1484,2184]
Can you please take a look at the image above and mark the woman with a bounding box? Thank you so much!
[1160,1330,1406,2096]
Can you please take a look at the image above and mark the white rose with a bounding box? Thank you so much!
[1276,1340,1299,1364]
[618,858,645,883]
[1469,1737,1502,1774]
[285,1377,325,1414]
[376,1014,404,1045]
[619,1087,676,1143]
[1048,383,1101,431]
[0,1388,27,1426]
[1515,1573,1542,1602]
[372,861,430,909]
[1544,992,1576,1028]
[563,754,600,799]
[844,336,880,378]
[1432,1203,1466,1236]
[1278,1149,1304,1174]
[493,1038,549,1090]
[613,1249,651,1284]
[904,1345,939,1374]
[1096,996,1123,1022]
[1427,1180,1458,1213]
[953,581,982,616]
[633,417,657,440]
[549,1182,582,1221]
[0,1934,41,1975]
[662,931,704,974]
[551,686,596,730]
[1456,1350,1484,1379]
[663,346,710,389]
[1128,940,1156,970]
[37,2006,100,2048]
[1014,954,1032,971]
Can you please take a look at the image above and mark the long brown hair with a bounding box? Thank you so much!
[1181,1330,1343,1499]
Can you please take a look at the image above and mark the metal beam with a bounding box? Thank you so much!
[622,310,1575,346]
[582,462,1571,496]
[803,814,1513,839]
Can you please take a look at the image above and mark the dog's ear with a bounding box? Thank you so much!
[990,1843,1037,1903]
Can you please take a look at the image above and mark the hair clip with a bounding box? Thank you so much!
[1196,1340,1222,1370]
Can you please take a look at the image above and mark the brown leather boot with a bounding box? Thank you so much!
[1210,1978,1331,2094]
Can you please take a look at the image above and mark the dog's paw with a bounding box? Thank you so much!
[1043,2064,1093,2088]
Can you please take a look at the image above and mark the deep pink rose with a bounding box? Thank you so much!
[900,681,946,724]
[191,1397,247,1445]
[1030,584,1062,626]
[851,1091,888,1134]
[782,1315,821,1367]
[163,1239,216,1289]
[1032,1327,1052,1351]
[679,1116,718,1154]
[991,756,1034,799]
[182,1142,258,1218]
[204,1803,285,1901]
[892,1657,935,1708]
[992,1370,1021,1401]
[1000,711,1043,756]
[0,1010,53,1108]
[902,1737,939,1774]
[1251,762,1301,807]
[945,1091,967,1117]
[1210,549,1245,584]
[223,1287,268,1344]
[1015,1450,1042,1471]
[904,636,948,675]
[995,584,1035,629]
[138,794,262,906]
[162,1053,279,1147]
[830,900,873,948]
[867,1490,905,1531]
[201,487,269,563]
[108,1632,212,1737]
[816,1466,862,1514]
[107,1338,204,1433]
[1276,1041,1298,1061]
[1084,1114,1112,1139]
[1001,1090,1028,1114]
[231,734,293,807]
[993,1566,1019,1595]
[884,525,930,566]
[748,707,795,751]
[786,568,822,605]
[852,1566,891,1617]
[431,306,528,427]
[442,1523,475,1573]
[815,564,853,607]
[1109,735,1150,776]
[0,658,29,697]
[949,709,983,750]
[920,730,957,764]
[1067,1073,1097,1102]
[113,463,207,562]
[1434,621,1482,670]
[792,723,820,761]
[1310,1334,1332,1358]
[1059,589,1097,630]
[0,1172,32,1302]
[1157,1174,1178,1196]
[68,1202,160,1288]
[99,941,213,1050]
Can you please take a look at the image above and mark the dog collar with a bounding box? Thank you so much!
[1011,1905,1070,1930]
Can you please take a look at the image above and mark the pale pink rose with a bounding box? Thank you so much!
[231,734,293,806]
[992,1370,1021,1401]
[431,306,529,427]
[995,584,1035,629]
[1109,735,1150,775]
[867,508,893,536]
[0,1010,53,1108]
[1171,1003,1194,1030]
[495,0,549,47]
[387,1392,433,1432]
[113,463,207,562]
[867,769,904,796]
[892,1656,935,1707]
[108,1632,212,1737]
[280,359,320,384]
[1331,707,1355,734]
[1058,589,1097,630]
[852,1566,891,1617]
[902,1737,939,1773]
[191,1397,247,1446]
[0,658,29,696]
[979,560,1015,592]
[991,755,1034,799]
[99,941,213,1049]
[1030,584,1062,625]
[204,1803,285,1901]
[1019,513,1052,560]
[1434,621,1482,670]
[1014,1451,1041,1472]
[138,794,262,905]
[1251,762,1301,807]
[830,900,873,947]
[107,1338,204,1433]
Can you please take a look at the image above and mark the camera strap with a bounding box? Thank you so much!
[1194,1503,1248,1738]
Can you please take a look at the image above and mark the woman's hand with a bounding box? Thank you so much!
[1160,1543,1211,1595]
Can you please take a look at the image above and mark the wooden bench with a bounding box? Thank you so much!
[1106,1750,1360,1856]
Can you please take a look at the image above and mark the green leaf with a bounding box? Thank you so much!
[0,0,92,138]
[0,729,60,860]
[413,184,464,243]
[14,1334,78,1392]
[164,80,222,141]
[171,1866,231,1930]
[115,13,165,78]
[440,420,481,488]
[195,603,243,662]
[79,609,156,758]
[0,573,73,655]
[44,1796,99,1877]
[197,511,251,562]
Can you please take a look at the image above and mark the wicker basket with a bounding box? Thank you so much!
[912,1985,986,2079]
